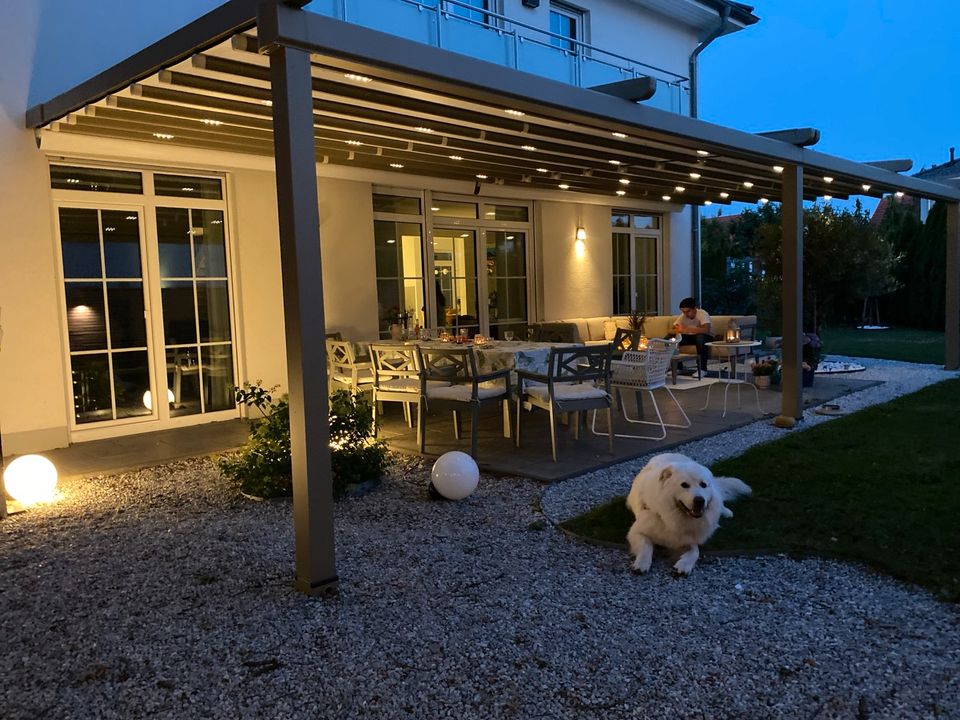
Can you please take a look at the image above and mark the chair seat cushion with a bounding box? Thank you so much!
[526,382,609,401]
[427,379,506,401]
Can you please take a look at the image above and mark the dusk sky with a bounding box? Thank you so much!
[698,0,959,210]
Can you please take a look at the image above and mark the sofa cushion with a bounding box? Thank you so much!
[585,317,609,342]
[559,318,589,344]
[603,319,618,340]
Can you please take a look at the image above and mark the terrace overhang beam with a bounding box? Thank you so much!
[756,128,820,148]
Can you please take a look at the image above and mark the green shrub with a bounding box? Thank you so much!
[219,382,387,500]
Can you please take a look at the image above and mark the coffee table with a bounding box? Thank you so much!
[701,340,762,417]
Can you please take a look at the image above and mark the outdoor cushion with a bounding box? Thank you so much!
[526,383,609,401]
[426,379,507,401]
[559,318,589,344]
[603,319,619,340]
[378,378,450,392]
[585,317,609,341]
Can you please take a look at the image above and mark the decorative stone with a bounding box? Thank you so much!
[430,451,479,500]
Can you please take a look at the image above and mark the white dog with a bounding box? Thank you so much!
[626,453,751,576]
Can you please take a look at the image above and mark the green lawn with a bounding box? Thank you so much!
[820,326,944,364]
[561,379,960,601]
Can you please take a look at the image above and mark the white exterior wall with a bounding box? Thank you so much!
[0,0,705,453]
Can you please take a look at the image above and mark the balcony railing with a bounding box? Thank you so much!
[306,0,691,115]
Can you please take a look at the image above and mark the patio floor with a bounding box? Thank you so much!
[380,374,881,482]
[4,375,878,483]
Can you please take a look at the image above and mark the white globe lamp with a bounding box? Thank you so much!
[430,451,479,500]
[142,388,176,411]
[3,455,58,506]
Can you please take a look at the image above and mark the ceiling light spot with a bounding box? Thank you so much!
[616,190,626,196]
[415,126,434,133]
[612,131,628,139]
[895,191,905,198]
[619,178,630,185]
[689,172,701,180]
[662,195,672,201]
[521,145,537,151]
[430,206,440,211]
[386,239,396,244]
[104,227,116,232]
[261,100,273,107]
[504,109,525,116]
[125,215,137,220]
[608,160,621,166]
[449,155,463,161]
[558,183,570,190]
[742,181,754,189]
[719,192,730,199]
[674,186,686,193]
[485,211,496,216]
[823,195,833,201]
[389,163,404,169]
[536,167,549,173]
[696,150,710,156]
[823,176,834,183]
[476,174,488,179]
[181,187,195,192]
[704,200,713,206]
[773,165,784,173]
[66,178,80,184]
[862,184,872,191]
[345,140,362,146]
[153,133,174,140]
[201,119,223,126]
[759,197,769,204]
[344,73,373,83]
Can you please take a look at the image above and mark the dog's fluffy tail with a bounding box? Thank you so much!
[714,475,752,503]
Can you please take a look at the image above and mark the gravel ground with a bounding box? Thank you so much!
[1,357,959,719]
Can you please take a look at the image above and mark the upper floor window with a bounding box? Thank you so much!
[550,1,584,53]
[445,0,494,25]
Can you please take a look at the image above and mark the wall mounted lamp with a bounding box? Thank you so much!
[574,226,586,258]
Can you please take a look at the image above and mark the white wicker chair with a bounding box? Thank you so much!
[592,338,690,440]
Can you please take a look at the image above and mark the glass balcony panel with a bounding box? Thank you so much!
[580,60,632,89]
[340,1,438,45]
[518,41,576,84]
[442,16,510,65]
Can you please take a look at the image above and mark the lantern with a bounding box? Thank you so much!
[638,335,649,351]
[725,319,740,343]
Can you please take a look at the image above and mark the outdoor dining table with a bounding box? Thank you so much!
[702,340,762,418]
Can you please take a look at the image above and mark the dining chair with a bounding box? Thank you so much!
[368,343,423,438]
[326,338,374,394]
[416,346,512,458]
[515,345,613,462]
[592,338,690,440]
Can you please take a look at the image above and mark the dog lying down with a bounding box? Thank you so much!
[626,453,751,576]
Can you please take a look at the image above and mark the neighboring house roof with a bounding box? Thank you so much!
[629,0,759,36]
[870,195,917,226]
[914,157,960,186]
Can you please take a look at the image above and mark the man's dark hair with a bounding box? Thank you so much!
[679,297,697,310]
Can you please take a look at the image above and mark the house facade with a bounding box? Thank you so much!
[0,0,758,455]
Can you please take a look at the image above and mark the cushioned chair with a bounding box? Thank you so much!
[416,346,512,458]
[368,343,423,438]
[327,339,374,394]
[593,338,690,440]
[515,345,613,462]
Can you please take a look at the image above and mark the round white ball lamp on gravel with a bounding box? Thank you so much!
[3,455,58,506]
[430,451,479,500]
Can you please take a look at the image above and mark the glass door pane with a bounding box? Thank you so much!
[58,207,152,425]
[157,207,235,417]
[633,235,658,314]
[433,229,478,337]
[485,230,527,339]
[374,220,425,338]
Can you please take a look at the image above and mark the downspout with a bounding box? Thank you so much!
[688,5,731,302]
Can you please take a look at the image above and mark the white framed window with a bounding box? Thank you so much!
[51,164,238,435]
[612,211,661,316]
[549,1,585,53]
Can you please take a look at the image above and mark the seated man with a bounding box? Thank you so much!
[671,297,712,374]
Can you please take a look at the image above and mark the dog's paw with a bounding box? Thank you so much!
[672,556,698,576]
[721,506,734,518]
[631,555,652,574]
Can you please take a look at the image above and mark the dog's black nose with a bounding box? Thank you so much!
[692,496,705,512]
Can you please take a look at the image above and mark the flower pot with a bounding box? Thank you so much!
[753,374,771,389]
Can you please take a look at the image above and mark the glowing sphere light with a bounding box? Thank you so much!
[3,455,58,505]
[430,451,479,500]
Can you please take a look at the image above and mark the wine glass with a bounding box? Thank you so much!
[504,330,515,342]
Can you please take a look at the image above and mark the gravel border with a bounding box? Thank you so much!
[1,356,958,719]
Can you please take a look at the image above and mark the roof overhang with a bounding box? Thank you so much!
[25,0,960,206]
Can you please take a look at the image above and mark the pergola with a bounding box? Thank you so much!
[28,0,960,595]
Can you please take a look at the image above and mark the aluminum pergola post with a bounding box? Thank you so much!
[262,16,338,596]
[780,164,804,420]
[947,202,959,370]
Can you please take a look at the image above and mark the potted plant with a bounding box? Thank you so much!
[627,308,647,333]
[750,358,778,388]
